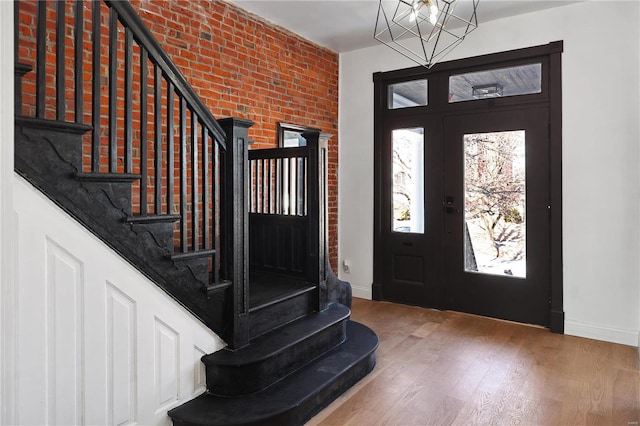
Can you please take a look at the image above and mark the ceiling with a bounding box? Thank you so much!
[227,0,581,53]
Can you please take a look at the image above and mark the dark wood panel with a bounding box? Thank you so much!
[250,214,307,277]
[392,254,424,284]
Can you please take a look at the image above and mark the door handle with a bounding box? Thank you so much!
[444,196,459,214]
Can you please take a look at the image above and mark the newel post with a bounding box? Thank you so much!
[303,130,328,311]
[218,117,253,349]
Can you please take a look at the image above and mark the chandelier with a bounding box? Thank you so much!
[374,0,479,69]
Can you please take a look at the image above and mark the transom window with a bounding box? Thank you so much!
[449,63,542,103]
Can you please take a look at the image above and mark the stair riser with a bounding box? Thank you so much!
[249,290,315,340]
[173,257,210,285]
[127,222,175,255]
[16,124,83,181]
[206,319,346,396]
[168,321,379,426]
[78,180,134,216]
[267,352,377,426]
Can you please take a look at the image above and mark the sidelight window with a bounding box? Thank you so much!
[392,128,425,233]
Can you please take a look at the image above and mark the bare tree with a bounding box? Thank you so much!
[464,131,525,259]
[392,143,412,221]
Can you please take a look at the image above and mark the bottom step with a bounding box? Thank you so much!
[168,321,378,426]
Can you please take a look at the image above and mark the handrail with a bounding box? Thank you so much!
[105,1,226,147]
[248,146,309,160]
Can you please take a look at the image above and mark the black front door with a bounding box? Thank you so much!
[378,106,551,326]
[373,42,563,329]
[442,107,551,326]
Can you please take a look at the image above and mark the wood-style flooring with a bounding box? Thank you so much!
[308,298,640,426]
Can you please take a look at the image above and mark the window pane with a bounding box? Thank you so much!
[392,128,424,233]
[282,130,306,147]
[388,79,428,109]
[464,130,526,277]
[449,63,542,103]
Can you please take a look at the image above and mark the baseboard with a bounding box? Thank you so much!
[564,319,639,347]
[351,283,372,300]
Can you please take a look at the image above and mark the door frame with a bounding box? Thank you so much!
[372,41,564,333]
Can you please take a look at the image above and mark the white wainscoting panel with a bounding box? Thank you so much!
[14,176,225,425]
[107,282,137,425]
[46,239,84,425]
[155,318,180,411]
[193,345,207,394]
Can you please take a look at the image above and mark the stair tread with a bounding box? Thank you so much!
[203,280,233,292]
[203,303,350,366]
[15,62,33,76]
[125,214,181,224]
[171,249,217,261]
[249,272,315,310]
[16,116,92,134]
[75,172,142,182]
[168,321,378,426]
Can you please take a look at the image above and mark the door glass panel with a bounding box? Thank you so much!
[388,79,428,109]
[392,128,425,233]
[464,130,526,277]
[449,63,542,103]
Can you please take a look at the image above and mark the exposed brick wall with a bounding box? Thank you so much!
[129,0,339,270]
[17,0,339,271]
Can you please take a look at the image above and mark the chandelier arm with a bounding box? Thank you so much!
[413,14,431,63]
[374,0,479,69]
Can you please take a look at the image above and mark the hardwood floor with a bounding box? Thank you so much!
[308,298,640,426]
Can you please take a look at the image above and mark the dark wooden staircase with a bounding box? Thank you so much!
[170,319,377,425]
[14,1,378,424]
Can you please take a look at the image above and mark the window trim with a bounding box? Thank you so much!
[277,122,320,147]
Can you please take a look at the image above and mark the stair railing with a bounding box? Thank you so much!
[248,131,328,310]
[15,0,230,289]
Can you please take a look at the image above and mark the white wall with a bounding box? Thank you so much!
[0,1,16,423]
[339,1,640,346]
[11,176,225,425]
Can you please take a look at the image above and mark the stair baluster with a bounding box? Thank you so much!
[74,0,83,122]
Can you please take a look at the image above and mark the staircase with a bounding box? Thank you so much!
[14,1,378,424]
